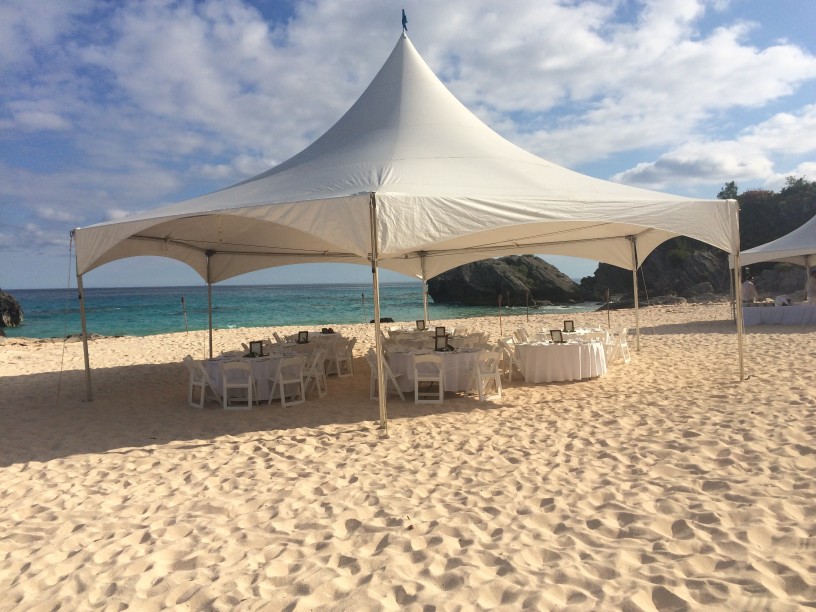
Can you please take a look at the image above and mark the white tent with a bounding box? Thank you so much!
[740,214,816,269]
[72,33,745,428]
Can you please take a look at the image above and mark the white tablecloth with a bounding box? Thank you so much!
[742,304,816,326]
[205,355,290,401]
[387,349,481,392]
[515,341,607,384]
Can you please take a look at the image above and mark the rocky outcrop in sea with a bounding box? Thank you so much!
[0,290,24,328]
[427,255,587,306]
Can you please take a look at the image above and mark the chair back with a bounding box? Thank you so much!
[462,333,483,349]
[183,355,199,377]
[413,353,442,374]
[513,328,530,343]
[278,356,305,381]
[478,351,501,375]
[184,355,213,386]
[497,337,515,352]
[308,347,326,372]
[365,347,377,370]
[222,360,253,381]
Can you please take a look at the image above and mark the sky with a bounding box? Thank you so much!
[2,0,815,290]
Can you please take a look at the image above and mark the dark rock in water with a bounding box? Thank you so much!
[0,290,24,327]
[428,255,587,306]
[371,317,395,323]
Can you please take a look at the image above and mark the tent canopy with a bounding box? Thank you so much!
[73,33,739,284]
[739,214,816,268]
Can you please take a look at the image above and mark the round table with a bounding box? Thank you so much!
[514,341,607,383]
[386,348,481,393]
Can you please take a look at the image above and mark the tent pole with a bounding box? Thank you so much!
[77,273,93,402]
[630,237,641,352]
[206,251,214,359]
[734,253,745,380]
[420,254,429,324]
[731,203,745,381]
[369,193,389,434]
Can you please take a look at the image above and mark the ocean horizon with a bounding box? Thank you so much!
[4,283,601,339]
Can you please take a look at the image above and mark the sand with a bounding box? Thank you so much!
[1,302,814,610]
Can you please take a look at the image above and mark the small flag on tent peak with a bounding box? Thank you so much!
[402,9,408,32]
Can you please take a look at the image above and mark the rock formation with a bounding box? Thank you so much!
[0,289,24,328]
[427,255,587,306]
[579,243,731,301]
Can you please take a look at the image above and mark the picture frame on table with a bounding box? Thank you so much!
[563,320,575,333]
[416,320,426,330]
[249,340,264,356]
[297,331,309,344]
[435,326,446,337]
[434,335,448,351]
[550,329,565,343]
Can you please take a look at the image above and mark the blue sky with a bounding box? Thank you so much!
[2,0,815,289]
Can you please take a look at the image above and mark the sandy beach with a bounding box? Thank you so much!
[1,302,814,610]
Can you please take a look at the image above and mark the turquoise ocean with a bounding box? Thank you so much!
[5,284,601,339]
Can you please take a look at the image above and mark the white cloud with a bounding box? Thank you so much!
[13,110,70,131]
[611,104,816,188]
[0,0,95,69]
[198,154,276,181]
[36,207,78,223]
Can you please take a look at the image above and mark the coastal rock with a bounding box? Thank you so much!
[0,290,24,328]
[580,244,730,300]
[681,281,715,297]
[427,255,586,306]
[753,264,807,295]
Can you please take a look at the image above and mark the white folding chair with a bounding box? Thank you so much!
[183,355,222,408]
[303,347,328,398]
[513,327,530,343]
[603,333,620,363]
[613,327,632,364]
[466,350,502,401]
[331,338,356,377]
[222,361,256,410]
[273,356,306,408]
[497,337,523,382]
[462,332,483,349]
[366,348,405,401]
[413,353,444,404]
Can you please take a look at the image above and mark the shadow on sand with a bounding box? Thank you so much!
[1,356,505,466]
